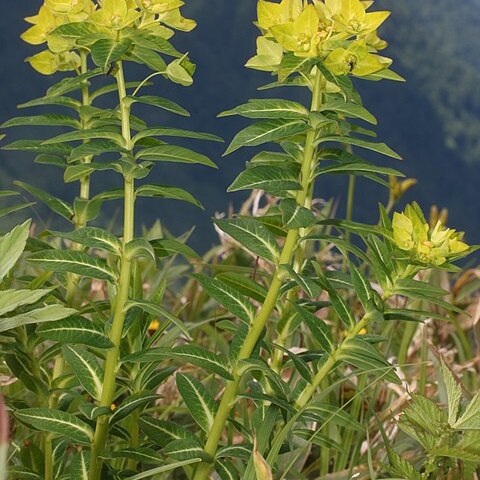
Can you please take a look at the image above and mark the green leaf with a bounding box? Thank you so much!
[125,238,155,260]
[215,459,239,480]
[0,220,31,282]
[228,166,301,193]
[43,130,124,146]
[136,184,203,209]
[127,45,167,72]
[165,439,211,462]
[91,38,132,70]
[2,140,72,156]
[320,99,377,125]
[15,408,93,445]
[52,227,121,255]
[0,202,36,220]
[440,361,462,426]
[136,145,217,168]
[132,127,223,145]
[338,338,401,384]
[214,218,280,263]
[37,316,113,349]
[279,53,318,82]
[107,447,163,465]
[193,274,256,323]
[224,119,310,155]
[1,114,79,129]
[453,392,480,430]
[68,140,125,163]
[139,417,191,447]
[18,95,81,111]
[46,69,102,97]
[150,238,200,259]
[70,451,89,480]
[293,304,333,352]
[125,95,190,116]
[219,99,308,120]
[29,250,118,282]
[176,373,218,433]
[215,273,267,302]
[126,346,233,380]
[0,305,75,334]
[62,345,103,400]
[0,288,51,316]
[280,199,315,229]
[166,59,193,86]
[14,181,73,220]
[125,459,201,480]
[350,263,373,309]
[126,299,191,340]
[317,135,402,159]
[317,161,403,177]
[110,392,160,425]
[303,403,364,431]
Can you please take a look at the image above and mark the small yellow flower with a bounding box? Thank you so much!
[148,319,160,332]
[392,203,469,266]
[257,0,304,32]
[110,403,116,411]
[90,0,140,31]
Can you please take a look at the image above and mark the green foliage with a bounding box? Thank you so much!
[0,1,478,480]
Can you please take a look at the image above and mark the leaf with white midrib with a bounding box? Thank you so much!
[219,98,308,120]
[139,417,191,447]
[110,392,160,425]
[29,250,118,283]
[135,144,217,168]
[62,345,103,400]
[228,166,302,193]
[0,288,51,317]
[0,220,30,282]
[214,218,280,263]
[37,316,112,348]
[15,408,93,445]
[70,451,89,480]
[52,227,121,255]
[176,373,218,433]
[165,438,211,462]
[193,274,256,323]
[132,127,223,144]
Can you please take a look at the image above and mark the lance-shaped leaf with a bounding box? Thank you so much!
[0,288,52,317]
[0,220,31,282]
[224,119,310,155]
[228,166,301,193]
[320,99,377,125]
[136,184,203,209]
[317,161,403,177]
[62,345,103,401]
[136,144,216,168]
[14,182,73,220]
[216,273,267,302]
[15,408,93,445]
[107,447,163,465]
[215,459,239,480]
[28,250,118,283]
[293,304,333,352]
[132,127,223,145]
[52,227,121,255]
[302,403,364,432]
[43,130,124,146]
[165,438,212,462]
[126,299,191,340]
[37,316,112,349]
[440,361,462,426]
[215,218,280,263]
[70,451,89,480]
[350,262,373,309]
[91,38,132,70]
[18,95,81,111]
[125,238,155,260]
[453,393,480,430]
[68,140,126,163]
[125,346,233,380]
[125,95,190,117]
[110,392,161,425]
[124,459,202,480]
[176,373,218,433]
[219,99,309,120]
[338,338,401,384]
[0,305,76,334]
[151,238,200,259]
[316,135,402,159]
[1,114,79,129]
[280,198,315,229]
[46,68,102,97]
[139,417,191,447]
[193,274,256,323]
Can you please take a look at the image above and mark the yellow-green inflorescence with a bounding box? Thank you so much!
[392,203,469,266]
[21,0,195,75]
[247,0,392,78]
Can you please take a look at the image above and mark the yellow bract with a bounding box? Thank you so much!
[27,50,80,75]
[90,0,140,30]
[246,36,284,72]
[159,8,196,32]
[257,0,304,32]
[271,5,322,57]
[135,0,184,15]
[21,6,61,45]
[392,204,469,266]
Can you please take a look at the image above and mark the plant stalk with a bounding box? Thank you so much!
[193,70,324,480]
[88,61,135,480]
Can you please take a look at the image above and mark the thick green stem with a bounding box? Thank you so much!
[193,71,324,480]
[88,61,134,480]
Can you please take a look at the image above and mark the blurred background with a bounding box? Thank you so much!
[0,1,479,251]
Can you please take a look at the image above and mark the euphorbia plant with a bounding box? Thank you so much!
[1,1,220,479]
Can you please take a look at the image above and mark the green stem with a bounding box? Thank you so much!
[294,315,370,410]
[88,61,135,480]
[193,71,324,480]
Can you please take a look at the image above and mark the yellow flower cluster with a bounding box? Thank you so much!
[392,204,469,267]
[248,0,392,78]
[21,0,195,75]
